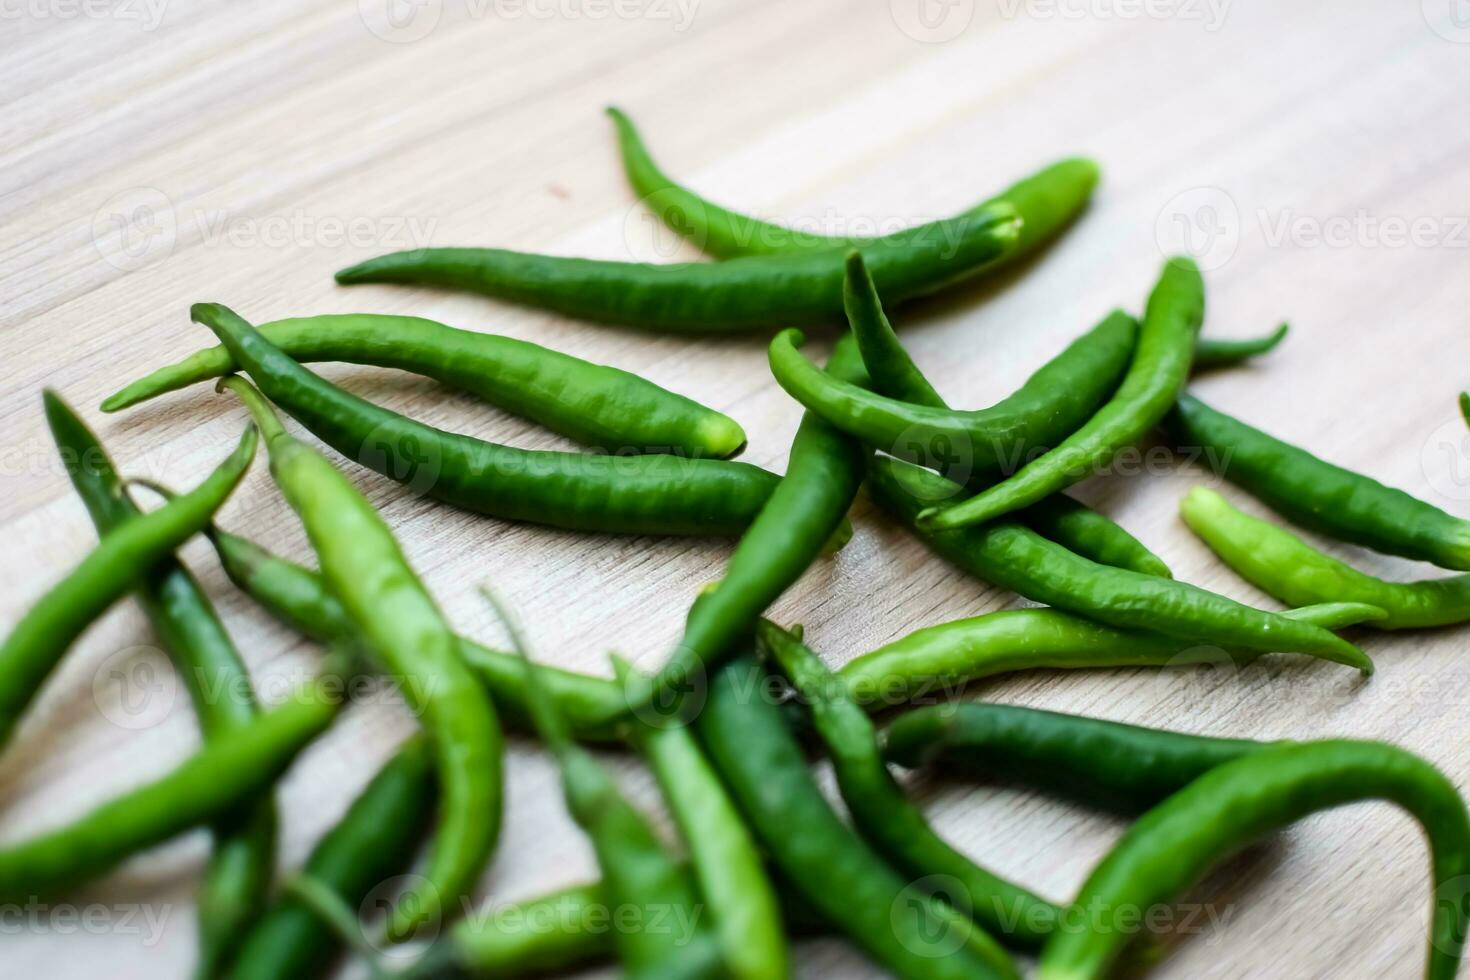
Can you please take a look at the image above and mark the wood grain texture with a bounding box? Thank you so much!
[3,1,1469,976]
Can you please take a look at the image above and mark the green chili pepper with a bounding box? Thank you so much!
[1191,322,1288,370]
[191,304,780,537]
[0,410,256,750]
[920,256,1205,531]
[0,674,340,902]
[333,205,1020,334]
[1181,486,1470,628]
[760,621,1060,951]
[102,313,746,459]
[1036,740,1470,980]
[698,655,1021,980]
[416,881,614,977]
[228,735,435,980]
[487,593,722,978]
[43,393,275,978]
[217,367,502,943]
[613,657,788,980]
[608,105,1095,265]
[1167,394,1470,570]
[869,456,1373,670]
[838,602,1384,709]
[883,702,1270,815]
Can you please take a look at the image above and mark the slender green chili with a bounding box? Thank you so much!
[228,735,435,980]
[760,621,1060,951]
[697,655,1020,980]
[882,702,1270,815]
[1167,394,1470,570]
[102,313,746,459]
[921,256,1205,531]
[869,456,1373,670]
[44,393,275,977]
[192,304,780,537]
[0,411,256,750]
[418,881,614,977]
[607,105,1095,265]
[219,370,502,942]
[1037,740,1470,980]
[1191,322,1288,370]
[0,675,340,902]
[333,206,1020,333]
[838,602,1384,709]
[1181,486,1470,629]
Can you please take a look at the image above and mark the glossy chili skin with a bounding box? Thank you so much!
[869,456,1374,670]
[192,305,779,537]
[214,362,502,943]
[103,313,746,459]
[0,677,339,903]
[760,622,1060,951]
[921,256,1206,531]
[608,105,1096,265]
[1181,486,1470,629]
[1037,741,1470,980]
[883,702,1270,815]
[837,602,1384,710]
[0,412,256,750]
[697,655,1020,980]
[1167,394,1470,570]
[44,392,276,978]
[228,735,435,980]
[333,205,1020,333]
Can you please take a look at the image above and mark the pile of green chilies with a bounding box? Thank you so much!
[4,107,1469,980]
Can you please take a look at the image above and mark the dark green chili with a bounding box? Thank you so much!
[697,655,1020,980]
[869,456,1373,670]
[192,304,780,537]
[229,735,435,980]
[882,702,1270,815]
[921,256,1205,531]
[838,602,1385,709]
[0,410,256,750]
[1181,486,1470,629]
[102,313,746,459]
[1167,394,1470,570]
[219,370,502,942]
[760,621,1060,951]
[333,206,1020,333]
[608,105,1095,265]
[1037,740,1470,980]
[44,392,275,977]
[1191,322,1288,370]
[0,674,340,902]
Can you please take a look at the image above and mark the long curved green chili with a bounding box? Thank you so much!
[697,655,1020,980]
[44,393,276,978]
[921,256,1205,531]
[1036,740,1470,980]
[760,621,1060,951]
[837,601,1384,710]
[0,412,256,750]
[1167,394,1470,570]
[607,105,1095,265]
[1181,486,1470,629]
[228,735,435,980]
[191,304,780,537]
[333,206,1021,333]
[869,456,1373,670]
[102,313,747,459]
[882,702,1270,815]
[219,371,502,943]
[0,675,340,902]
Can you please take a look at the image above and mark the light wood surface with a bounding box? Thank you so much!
[5,2,1470,976]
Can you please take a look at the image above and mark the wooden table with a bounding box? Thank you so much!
[4,2,1469,976]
